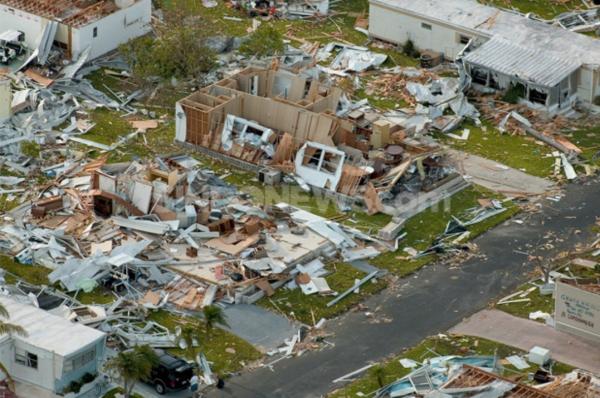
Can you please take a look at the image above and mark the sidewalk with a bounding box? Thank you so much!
[449,309,600,374]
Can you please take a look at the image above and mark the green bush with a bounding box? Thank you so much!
[502,83,525,104]
[402,39,419,58]
[66,380,82,394]
[119,10,216,81]
[239,25,285,58]
[81,372,96,384]
[593,96,600,106]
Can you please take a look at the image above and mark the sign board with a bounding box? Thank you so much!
[555,281,600,342]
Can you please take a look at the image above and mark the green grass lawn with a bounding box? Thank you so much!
[371,185,520,275]
[564,127,600,169]
[479,0,580,19]
[147,310,263,374]
[328,334,574,398]
[0,255,51,285]
[198,157,392,234]
[258,262,387,325]
[440,122,555,178]
[0,255,116,304]
[74,110,180,163]
[496,281,555,320]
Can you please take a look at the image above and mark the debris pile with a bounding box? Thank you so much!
[2,154,386,311]
[176,65,462,223]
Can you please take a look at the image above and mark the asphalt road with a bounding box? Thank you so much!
[208,179,600,398]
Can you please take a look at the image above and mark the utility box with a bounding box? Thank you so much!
[258,168,282,185]
[0,77,11,121]
[528,346,550,365]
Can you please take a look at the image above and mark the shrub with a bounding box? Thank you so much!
[239,25,285,58]
[119,10,216,81]
[502,83,525,104]
[402,39,419,58]
[66,381,82,394]
[81,372,96,384]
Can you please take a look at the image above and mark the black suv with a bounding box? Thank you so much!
[147,351,194,394]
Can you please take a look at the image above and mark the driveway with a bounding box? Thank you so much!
[208,178,600,398]
[222,304,299,352]
[449,309,600,374]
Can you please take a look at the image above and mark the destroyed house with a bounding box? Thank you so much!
[368,0,600,112]
[176,67,452,211]
[176,67,343,157]
[0,297,106,396]
[0,0,152,60]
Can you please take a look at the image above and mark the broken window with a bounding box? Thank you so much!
[321,153,342,174]
[15,350,38,369]
[489,73,500,89]
[471,68,488,85]
[421,23,432,30]
[303,147,322,169]
[457,34,471,45]
[528,87,548,105]
[303,79,312,98]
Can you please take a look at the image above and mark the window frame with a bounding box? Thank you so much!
[15,350,38,369]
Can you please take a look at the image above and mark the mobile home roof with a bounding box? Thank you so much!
[0,297,105,357]
[370,0,600,65]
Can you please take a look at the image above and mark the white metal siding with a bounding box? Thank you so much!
[577,67,594,103]
[0,5,46,49]
[368,3,480,59]
[72,0,152,60]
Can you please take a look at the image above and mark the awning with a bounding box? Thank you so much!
[463,36,581,88]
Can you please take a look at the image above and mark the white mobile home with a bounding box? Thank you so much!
[0,0,152,60]
[0,297,106,397]
[369,0,600,112]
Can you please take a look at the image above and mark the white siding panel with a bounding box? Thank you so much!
[0,5,46,49]
[369,4,480,60]
[69,0,152,60]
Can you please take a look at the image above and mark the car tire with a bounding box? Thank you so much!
[154,381,166,395]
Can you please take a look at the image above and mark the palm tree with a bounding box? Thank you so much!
[202,305,228,337]
[0,302,27,392]
[370,365,387,389]
[105,345,159,398]
[178,324,202,360]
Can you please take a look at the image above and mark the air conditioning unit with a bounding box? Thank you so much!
[258,168,282,185]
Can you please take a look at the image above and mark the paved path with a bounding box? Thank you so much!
[207,178,600,398]
[450,309,600,374]
[222,304,299,352]
[448,149,556,195]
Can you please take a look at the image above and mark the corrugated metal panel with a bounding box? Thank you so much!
[463,37,580,87]
[369,0,600,65]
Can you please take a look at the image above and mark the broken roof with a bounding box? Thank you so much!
[463,37,581,87]
[0,296,105,357]
[443,365,558,398]
[370,0,600,65]
[0,0,137,28]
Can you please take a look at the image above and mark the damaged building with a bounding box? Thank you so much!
[0,0,152,61]
[0,296,106,397]
[368,0,600,113]
[176,66,460,218]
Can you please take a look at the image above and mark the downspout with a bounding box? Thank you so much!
[67,26,73,60]
[592,65,598,103]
